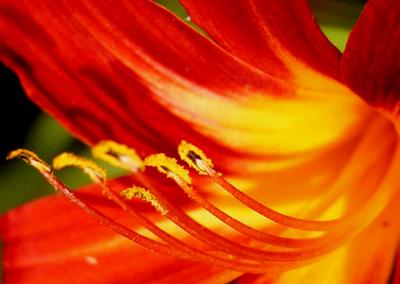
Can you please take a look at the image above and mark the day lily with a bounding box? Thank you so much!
[0,0,399,283]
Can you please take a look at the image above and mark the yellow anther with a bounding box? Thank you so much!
[144,153,192,185]
[178,141,214,175]
[7,149,52,173]
[53,153,106,183]
[121,186,167,215]
[92,140,144,172]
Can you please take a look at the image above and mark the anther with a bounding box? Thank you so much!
[121,186,168,215]
[144,153,192,184]
[178,141,215,175]
[7,149,52,174]
[92,140,144,172]
[53,153,106,183]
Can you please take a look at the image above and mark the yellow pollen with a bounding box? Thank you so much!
[53,153,106,183]
[6,149,52,173]
[178,140,214,175]
[92,140,144,172]
[121,186,167,215]
[144,153,192,185]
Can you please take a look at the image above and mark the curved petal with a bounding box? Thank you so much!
[0,0,369,172]
[0,177,242,284]
[341,0,400,122]
[0,0,274,152]
[180,0,341,78]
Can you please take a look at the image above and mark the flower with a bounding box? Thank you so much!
[0,0,399,283]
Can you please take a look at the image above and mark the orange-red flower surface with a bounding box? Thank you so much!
[0,0,399,283]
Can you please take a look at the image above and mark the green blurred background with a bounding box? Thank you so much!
[0,0,366,280]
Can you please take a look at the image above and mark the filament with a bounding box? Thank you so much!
[8,149,319,273]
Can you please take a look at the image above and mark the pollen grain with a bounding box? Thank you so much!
[53,152,106,183]
[178,140,214,175]
[92,140,144,171]
[121,186,168,215]
[144,153,192,184]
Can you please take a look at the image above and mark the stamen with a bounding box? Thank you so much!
[144,153,192,184]
[121,186,168,215]
[47,147,351,262]
[7,149,52,174]
[8,149,315,273]
[92,140,144,171]
[178,140,214,175]
[8,147,358,273]
[53,153,106,183]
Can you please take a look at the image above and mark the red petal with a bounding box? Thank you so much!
[0,0,285,151]
[0,177,240,284]
[0,0,368,167]
[180,0,341,78]
[341,0,400,116]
